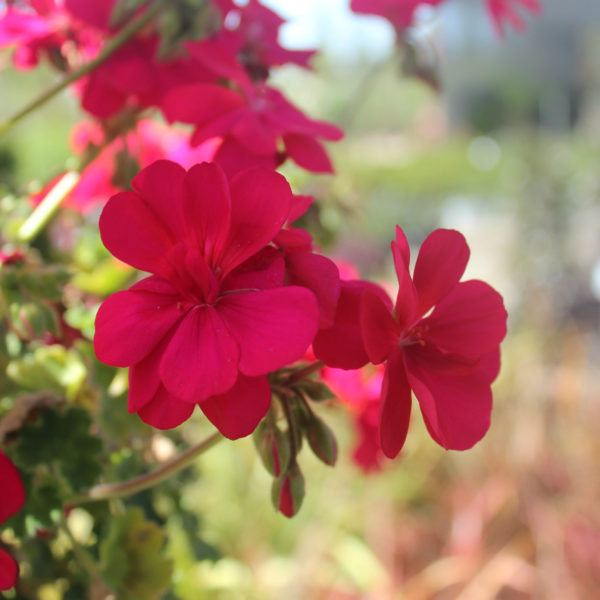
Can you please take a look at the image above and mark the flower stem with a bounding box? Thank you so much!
[284,361,325,385]
[0,1,164,138]
[17,171,81,241]
[72,432,223,504]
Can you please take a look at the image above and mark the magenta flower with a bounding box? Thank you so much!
[361,227,507,456]
[94,160,329,439]
[0,451,25,591]
[315,227,507,457]
[162,81,343,177]
[322,366,386,473]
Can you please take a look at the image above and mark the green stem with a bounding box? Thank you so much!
[17,107,142,241]
[17,170,81,241]
[0,1,164,138]
[72,432,223,504]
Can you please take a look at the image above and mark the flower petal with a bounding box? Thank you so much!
[200,374,271,439]
[391,240,418,330]
[423,280,507,357]
[160,305,240,402]
[218,287,319,376]
[94,279,183,367]
[313,280,391,370]
[379,350,412,458]
[0,451,25,523]
[406,357,493,450]
[222,248,285,292]
[137,385,195,430]
[182,162,231,266]
[131,159,186,240]
[99,190,176,278]
[360,289,400,364]
[161,83,246,126]
[218,168,292,275]
[283,133,334,173]
[413,229,470,316]
[285,252,340,329]
[0,548,18,591]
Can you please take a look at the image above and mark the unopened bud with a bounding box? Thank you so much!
[305,415,338,466]
[254,421,291,477]
[271,463,305,518]
[297,380,334,402]
[10,302,55,340]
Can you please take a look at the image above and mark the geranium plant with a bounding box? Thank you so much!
[0,0,533,596]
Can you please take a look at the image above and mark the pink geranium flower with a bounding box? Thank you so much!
[0,0,102,70]
[162,81,343,177]
[0,451,25,591]
[94,160,331,439]
[322,366,386,473]
[214,0,315,74]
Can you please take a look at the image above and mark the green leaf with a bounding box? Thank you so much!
[14,407,103,490]
[6,344,87,399]
[100,507,173,600]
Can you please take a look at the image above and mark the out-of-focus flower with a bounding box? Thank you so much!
[322,366,386,473]
[485,0,542,36]
[350,0,445,31]
[211,0,315,77]
[0,451,25,591]
[94,160,340,439]
[31,120,218,214]
[162,81,343,177]
[0,0,102,70]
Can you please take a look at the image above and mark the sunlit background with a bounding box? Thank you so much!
[2,0,600,598]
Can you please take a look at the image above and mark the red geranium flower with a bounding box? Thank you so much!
[362,227,507,456]
[315,227,507,457]
[0,451,25,591]
[94,160,332,439]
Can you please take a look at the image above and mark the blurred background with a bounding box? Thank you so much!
[2,0,600,598]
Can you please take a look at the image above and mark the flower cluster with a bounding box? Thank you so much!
[94,157,508,464]
[94,160,339,438]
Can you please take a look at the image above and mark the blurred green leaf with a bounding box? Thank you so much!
[14,407,103,490]
[7,344,87,399]
[100,507,173,600]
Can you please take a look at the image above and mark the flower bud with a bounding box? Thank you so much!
[296,380,334,402]
[271,463,305,518]
[9,302,57,340]
[253,421,291,477]
[305,414,338,466]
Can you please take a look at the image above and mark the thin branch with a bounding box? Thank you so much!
[72,431,223,504]
[0,0,164,137]
[283,361,325,386]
